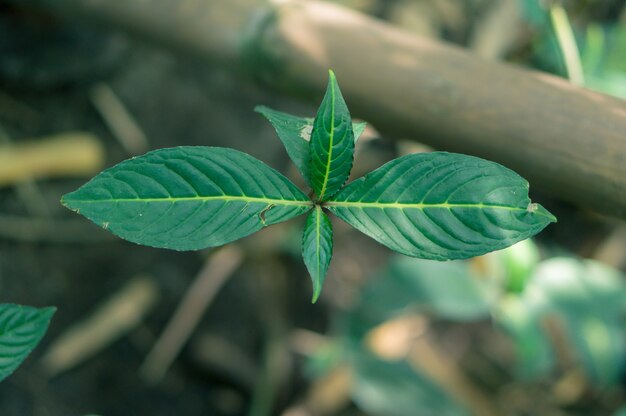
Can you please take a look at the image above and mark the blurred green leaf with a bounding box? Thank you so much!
[351,352,468,416]
[344,257,493,342]
[498,257,626,384]
[0,304,55,382]
[613,405,626,416]
[497,295,554,379]
[530,258,626,384]
[390,259,494,321]
[523,2,626,99]
[520,0,550,26]
[581,24,626,98]
[482,239,540,294]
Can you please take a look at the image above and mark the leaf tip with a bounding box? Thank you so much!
[528,202,557,223]
[39,306,57,324]
[311,285,322,304]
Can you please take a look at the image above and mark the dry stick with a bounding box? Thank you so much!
[90,83,149,155]
[12,0,626,217]
[249,259,292,416]
[282,330,350,416]
[0,132,105,187]
[365,314,500,416]
[140,246,244,383]
[40,275,159,378]
[281,365,352,416]
[408,334,501,416]
[0,124,49,216]
[469,0,524,60]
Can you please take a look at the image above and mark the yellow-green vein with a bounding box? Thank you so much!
[313,206,322,302]
[317,70,336,201]
[324,200,554,219]
[63,195,313,207]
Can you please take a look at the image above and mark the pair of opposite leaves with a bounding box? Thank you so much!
[63,70,556,303]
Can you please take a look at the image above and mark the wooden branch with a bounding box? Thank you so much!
[0,132,104,186]
[12,0,626,217]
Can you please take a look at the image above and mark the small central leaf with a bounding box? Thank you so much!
[62,147,312,251]
[309,70,355,201]
[255,105,366,186]
[302,206,333,303]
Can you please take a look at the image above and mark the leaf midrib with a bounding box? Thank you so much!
[325,200,548,216]
[64,195,313,207]
[315,206,321,281]
[317,74,336,201]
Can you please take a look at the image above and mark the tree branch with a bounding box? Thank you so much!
[12,0,626,217]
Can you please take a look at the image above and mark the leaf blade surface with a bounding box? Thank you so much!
[255,105,366,185]
[326,152,556,260]
[0,304,55,382]
[62,147,312,250]
[309,70,355,200]
[302,206,333,303]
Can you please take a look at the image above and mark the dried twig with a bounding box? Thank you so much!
[90,83,148,155]
[0,132,104,187]
[140,246,243,383]
[0,123,49,216]
[40,276,159,378]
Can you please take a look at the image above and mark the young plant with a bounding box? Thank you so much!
[62,70,556,302]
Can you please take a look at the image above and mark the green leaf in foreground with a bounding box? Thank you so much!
[325,152,556,260]
[302,206,333,303]
[309,70,355,201]
[0,304,55,382]
[255,106,366,186]
[62,147,312,251]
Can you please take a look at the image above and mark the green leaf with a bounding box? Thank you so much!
[345,256,492,342]
[255,107,366,186]
[302,206,333,303]
[481,239,540,294]
[613,405,626,416]
[496,296,555,379]
[0,304,55,382]
[325,152,556,260]
[389,258,493,321]
[309,70,355,201]
[351,352,468,416]
[496,257,626,384]
[62,147,312,251]
[529,258,626,384]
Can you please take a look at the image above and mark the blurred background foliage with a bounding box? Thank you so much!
[320,240,626,415]
[0,0,624,415]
